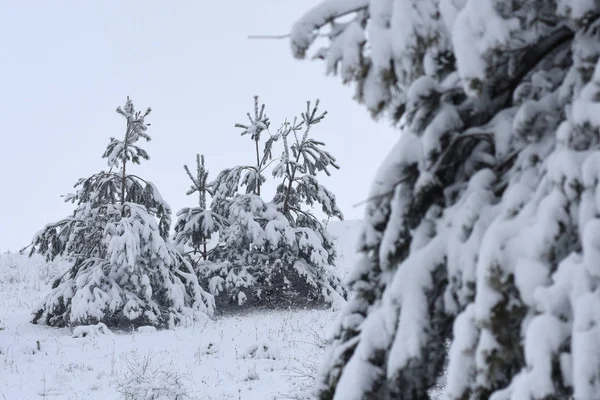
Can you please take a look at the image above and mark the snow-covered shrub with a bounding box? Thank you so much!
[243,364,260,382]
[72,322,113,338]
[28,98,214,329]
[0,252,66,286]
[21,340,41,355]
[177,97,346,311]
[137,326,158,334]
[116,350,192,400]
[197,340,220,356]
[287,1,600,398]
[241,341,281,360]
[283,358,320,400]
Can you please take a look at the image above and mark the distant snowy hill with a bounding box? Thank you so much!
[0,219,364,399]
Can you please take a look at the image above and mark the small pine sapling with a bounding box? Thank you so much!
[203,97,346,311]
[27,98,214,329]
[173,154,226,266]
[270,99,344,302]
[234,95,277,196]
[208,96,279,220]
[272,99,341,220]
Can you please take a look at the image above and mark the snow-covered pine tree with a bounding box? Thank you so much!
[234,96,274,197]
[173,154,225,266]
[268,99,346,304]
[287,1,600,399]
[202,97,346,310]
[28,97,214,329]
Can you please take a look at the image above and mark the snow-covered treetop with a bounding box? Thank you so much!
[272,99,336,176]
[102,97,152,169]
[236,95,270,142]
[184,154,211,208]
[174,154,225,259]
[270,99,342,220]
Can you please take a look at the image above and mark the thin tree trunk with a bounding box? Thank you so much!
[121,160,127,206]
[282,151,302,214]
[121,121,130,206]
[255,139,261,196]
[282,172,294,213]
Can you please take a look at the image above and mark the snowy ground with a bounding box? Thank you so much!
[0,221,361,400]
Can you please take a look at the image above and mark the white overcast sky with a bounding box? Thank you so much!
[0,1,397,252]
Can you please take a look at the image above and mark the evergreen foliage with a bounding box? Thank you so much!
[28,98,214,329]
[289,1,600,398]
[173,154,225,263]
[192,97,346,310]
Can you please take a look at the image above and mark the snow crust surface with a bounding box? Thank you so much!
[0,220,361,399]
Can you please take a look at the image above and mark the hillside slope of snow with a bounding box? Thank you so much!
[0,220,362,399]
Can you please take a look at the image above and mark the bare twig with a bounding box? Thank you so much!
[248,34,290,40]
[248,33,332,40]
